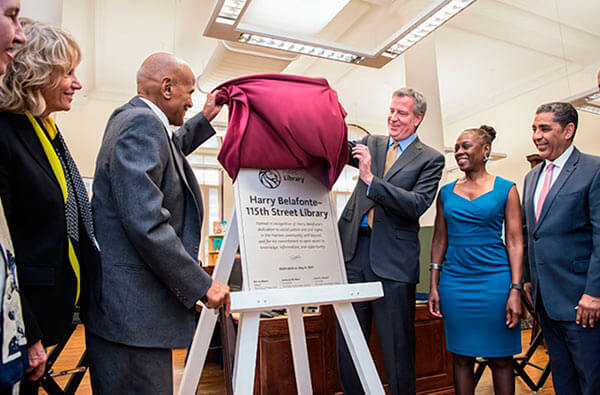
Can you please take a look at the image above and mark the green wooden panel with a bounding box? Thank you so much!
[417,226,434,294]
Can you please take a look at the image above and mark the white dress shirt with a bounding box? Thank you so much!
[139,97,173,138]
[533,144,574,214]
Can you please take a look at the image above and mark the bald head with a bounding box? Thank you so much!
[137,53,193,96]
[137,52,196,126]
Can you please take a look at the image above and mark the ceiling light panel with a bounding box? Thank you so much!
[241,0,351,36]
[205,0,478,68]
[565,88,600,117]
[239,33,363,63]
[386,0,477,57]
[576,105,600,115]
[585,91,600,103]
[217,0,247,24]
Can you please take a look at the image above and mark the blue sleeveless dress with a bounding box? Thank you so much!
[438,176,521,357]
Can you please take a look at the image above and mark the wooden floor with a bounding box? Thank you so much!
[39,325,554,394]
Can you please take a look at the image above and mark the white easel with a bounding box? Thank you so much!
[179,170,384,395]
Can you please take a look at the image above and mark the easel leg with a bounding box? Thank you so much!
[178,210,240,395]
[178,309,219,395]
[287,306,313,395]
[334,303,384,395]
[211,209,240,284]
[233,311,261,394]
[232,317,242,389]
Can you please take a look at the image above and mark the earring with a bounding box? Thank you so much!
[482,155,489,163]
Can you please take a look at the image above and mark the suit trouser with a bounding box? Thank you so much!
[85,329,173,395]
[536,295,600,395]
[337,231,416,395]
[17,379,38,395]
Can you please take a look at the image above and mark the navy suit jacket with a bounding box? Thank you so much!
[523,147,600,321]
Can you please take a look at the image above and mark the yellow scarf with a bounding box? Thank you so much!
[25,112,80,304]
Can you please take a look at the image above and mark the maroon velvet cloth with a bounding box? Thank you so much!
[215,74,348,189]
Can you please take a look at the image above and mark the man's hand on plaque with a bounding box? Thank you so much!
[203,280,231,315]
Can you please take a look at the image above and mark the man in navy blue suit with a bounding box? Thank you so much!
[523,102,600,395]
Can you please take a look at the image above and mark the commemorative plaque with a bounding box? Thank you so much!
[234,168,347,290]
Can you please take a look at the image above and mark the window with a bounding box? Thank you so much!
[190,145,223,264]
[332,166,358,219]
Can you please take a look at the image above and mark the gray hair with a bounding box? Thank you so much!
[0,18,82,115]
[392,88,427,117]
[535,102,578,138]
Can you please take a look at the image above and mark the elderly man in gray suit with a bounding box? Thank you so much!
[337,88,444,395]
[523,102,600,395]
[85,53,230,394]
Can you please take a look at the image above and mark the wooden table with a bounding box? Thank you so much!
[249,304,454,394]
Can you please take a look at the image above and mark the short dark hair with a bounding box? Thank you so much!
[535,102,578,138]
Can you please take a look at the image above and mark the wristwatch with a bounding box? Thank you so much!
[510,283,523,291]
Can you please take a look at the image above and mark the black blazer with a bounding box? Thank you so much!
[0,111,100,346]
[338,135,444,283]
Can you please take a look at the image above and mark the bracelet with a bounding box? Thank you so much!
[510,283,523,291]
[429,263,443,271]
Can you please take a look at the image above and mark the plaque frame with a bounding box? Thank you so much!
[179,169,384,395]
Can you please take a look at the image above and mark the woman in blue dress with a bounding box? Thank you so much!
[428,125,523,395]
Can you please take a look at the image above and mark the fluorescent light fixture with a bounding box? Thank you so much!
[576,105,600,115]
[239,33,363,63]
[217,0,247,24]
[242,0,351,36]
[585,92,600,102]
[215,17,236,26]
[385,0,477,57]
[565,88,600,116]
[205,0,478,68]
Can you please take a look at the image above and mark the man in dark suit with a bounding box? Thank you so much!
[337,88,445,395]
[523,102,600,395]
[85,53,230,394]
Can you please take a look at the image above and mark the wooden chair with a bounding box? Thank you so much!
[39,310,88,395]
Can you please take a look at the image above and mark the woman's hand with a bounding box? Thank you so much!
[505,289,522,328]
[428,288,443,318]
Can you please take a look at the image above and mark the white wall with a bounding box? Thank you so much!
[53,95,125,177]
[443,67,600,193]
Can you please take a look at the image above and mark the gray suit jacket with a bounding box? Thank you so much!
[523,147,600,321]
[338,135,444,283]
[87,97,214,348]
